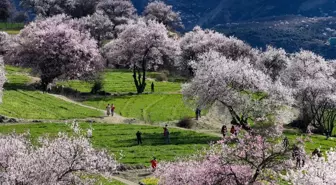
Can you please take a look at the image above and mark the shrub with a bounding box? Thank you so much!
[91,76,104,94]
[176,117,195,129]
[155,73,168,81]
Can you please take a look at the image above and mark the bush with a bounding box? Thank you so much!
[155,73,168,81]
[91,76,104,94]
[176,117,195,129]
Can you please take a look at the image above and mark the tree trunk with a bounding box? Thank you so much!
[132,66,146,94]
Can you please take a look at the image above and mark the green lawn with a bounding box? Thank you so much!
[1,66,103,119]
[58,70,182,93]
[83,94,195,122]
[0,123,219,166]
[285,130,336,153]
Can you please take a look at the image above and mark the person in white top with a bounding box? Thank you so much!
[106,104,111,116]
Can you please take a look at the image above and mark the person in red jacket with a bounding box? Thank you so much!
[230,126,235,136]
[150,157,157,171]
[111,104,115,116]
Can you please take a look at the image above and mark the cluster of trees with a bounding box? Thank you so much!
[0,0,335,184]
[0,0,28,23]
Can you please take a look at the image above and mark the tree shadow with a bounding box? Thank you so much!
[115,131,219,147]
[3,82,38,91]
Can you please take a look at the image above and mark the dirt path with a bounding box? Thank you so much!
[49,93,134,124]
[112,176,138,185]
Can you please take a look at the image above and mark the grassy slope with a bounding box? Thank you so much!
[83,94,194,122]
[59,70,182,93]
[0,123,219,166]
[0,66,103,119]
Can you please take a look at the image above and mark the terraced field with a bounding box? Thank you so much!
[83,94,195,122]
[0,123,219,166]
[0,66,103,119]
[58,70,182,93]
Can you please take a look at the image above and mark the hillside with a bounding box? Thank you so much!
[132,0,336,29]
[132,0,336,58]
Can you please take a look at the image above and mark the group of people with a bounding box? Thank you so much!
[221,125,240,137]
[106,104,115,116]
[135,124,171,145]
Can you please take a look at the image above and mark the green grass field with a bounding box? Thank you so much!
[0,123,219,166]
[83,94,195,122]
[1,66,103,119]
[0,22,23,35]
[58,70,182,93]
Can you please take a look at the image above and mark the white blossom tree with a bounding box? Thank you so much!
[0,31,10,55]
[284,148,336,185]
[0,132,117,184]
[0,57,6,104]
[96,0,136,37]
[103,19,179,94]
[21,0,97,18]
[179,26,255,76]
[182,51,290,131]
[0,0,12,21]
[80,10,114,46]
[281,50,336,134]
[143,0,183,30]
[5,14,104,90]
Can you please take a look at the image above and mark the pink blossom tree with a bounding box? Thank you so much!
[155,134,291,185]
[103,19,179,94]
[143,0,183,30]
[0,132,117,184]
[5,14,104,91]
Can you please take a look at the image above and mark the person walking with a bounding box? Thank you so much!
[151,82,155,93]
[221,125,227,137]
[106,104,111,116]
[111,104,115,116]
[163,125,170,144]
[150,157,157,171]
[136,131,142,145]
[195,107,201,120]
[230,126,235,136]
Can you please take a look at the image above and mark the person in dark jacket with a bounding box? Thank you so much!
[136,131,142,145]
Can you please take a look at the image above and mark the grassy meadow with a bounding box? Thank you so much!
[58,70,182,93]
[1,66,103,119]
[83,94,194,122]
[0,123,220,166]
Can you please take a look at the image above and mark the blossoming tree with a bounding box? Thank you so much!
[0,31,9,55]
[0,57,6,103]
[284,148,336,185]
[5,15,104,91]
[0,0,12,21]
[80,10,114,46]
[143,1,183,30]
[179,26,254,76]
[103,19,179,94]
[96,0,136,37]
[155,134,291,185]
[182,51,288,130]
[281,50,336,134]
[21,0,97,18]
[0,132,117,184]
